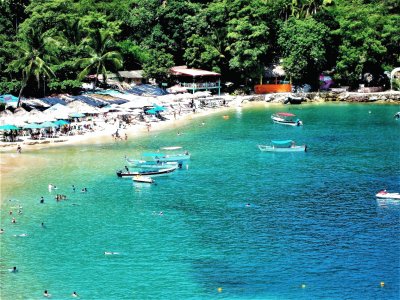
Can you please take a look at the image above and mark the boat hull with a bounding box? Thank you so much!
[132,175,154,183]
[126,159,181,169]
[258,144,307,152]
[272,119,302,126]
[116,166,177,178]
[376,192,400,199]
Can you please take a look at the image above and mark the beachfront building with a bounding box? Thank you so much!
[254,63,292,94]
[170,66,221,95]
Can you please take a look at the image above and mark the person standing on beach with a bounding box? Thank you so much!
[17,145,21,153]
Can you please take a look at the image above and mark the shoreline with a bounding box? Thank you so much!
[1,92,399,154]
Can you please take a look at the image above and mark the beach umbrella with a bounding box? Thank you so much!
[54,120,69,126]
[44,103,71,119]
[153,104,166,111]
[69,112,86,118]
[23,123,44,129]
[0,124,19,130]
[146,109,157,114]
[41,121,57,128]
[67,101,101,114]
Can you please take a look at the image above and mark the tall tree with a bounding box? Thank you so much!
[278,17,330,85]
[77,29,122,89]
[8,27,56,107]
[330,0,389,86]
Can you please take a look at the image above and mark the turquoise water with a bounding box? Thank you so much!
[1,103,399,299]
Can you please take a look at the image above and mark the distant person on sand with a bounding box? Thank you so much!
[17,145,21,153]
[125,133,128,140]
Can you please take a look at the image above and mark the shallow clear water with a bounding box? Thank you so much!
[1,103,399,299]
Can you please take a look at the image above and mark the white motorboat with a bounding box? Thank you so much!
[132,175,154,184]
[375,190,400,199]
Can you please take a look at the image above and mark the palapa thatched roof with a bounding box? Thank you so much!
[67,101,101,114]
[264,64,286,78]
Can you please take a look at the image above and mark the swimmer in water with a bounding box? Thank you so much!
[11,217,16,224]
[72,291,79,297]
[40,196,44,203]
[11,266,18,273]
[245,203,251,207]
[72,185,76,192]
[43,290,51,297]
[0,228,4,234]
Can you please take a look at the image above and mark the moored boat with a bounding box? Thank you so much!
[142,146,191,163]
[375,190,400,199]
[116,166,177,178]
[271,112,303,126]
[258,140,307,152]
[132,175,154,184]
[125,157,181,169]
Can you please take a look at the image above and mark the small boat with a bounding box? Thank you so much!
[375,190,400,200]
[116,166,177,178]
[132,175,154,184]
[125,158,181,169]
[258,140,307,152]
[271,112,303,126]
[142,146,191,163]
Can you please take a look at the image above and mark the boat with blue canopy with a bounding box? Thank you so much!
[258,140,307,152]
[143,147,190,163]
[125,157,181,169]
[271,112,303,126]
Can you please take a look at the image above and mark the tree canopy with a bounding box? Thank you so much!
[0,0,399,99]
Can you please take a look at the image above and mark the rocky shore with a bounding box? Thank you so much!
[260,90,400,104]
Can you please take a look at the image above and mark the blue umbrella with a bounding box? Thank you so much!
[69,112,85,118]
[146,109,157,114]
[23,123,43,129]
[54,120,70,126]
[41,121,57,128]
[0,124,19,130]
[152,104,166,111]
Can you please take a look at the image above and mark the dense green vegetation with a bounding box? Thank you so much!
[0,0,399,99]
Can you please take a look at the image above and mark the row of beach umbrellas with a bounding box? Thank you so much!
[0,120,70,131]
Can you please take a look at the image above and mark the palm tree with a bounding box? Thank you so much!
[8,28,56,107]
[77,30,123,90]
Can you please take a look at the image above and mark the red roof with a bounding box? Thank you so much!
[170,66,220,77]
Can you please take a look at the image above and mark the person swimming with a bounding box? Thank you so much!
[40,196,44,203]
[43,290,51,297]
[72,291,79,297]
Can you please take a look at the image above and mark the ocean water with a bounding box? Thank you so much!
[1,103,399,300]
